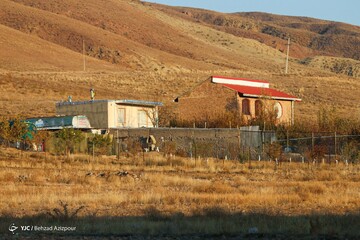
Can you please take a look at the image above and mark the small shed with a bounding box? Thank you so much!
[56,99,163,129]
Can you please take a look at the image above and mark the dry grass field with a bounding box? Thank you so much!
[0,147,359,238]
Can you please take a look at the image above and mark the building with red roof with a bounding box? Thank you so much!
[174,76,301,125]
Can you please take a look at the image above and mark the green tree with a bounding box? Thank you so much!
[0,117,11,146]
[56,128,84,156]
[10,117,29,149]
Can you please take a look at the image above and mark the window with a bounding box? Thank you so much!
[255,100,263,117]
[274,102,283,119]
[242,99,250,115]
[117,108,125,126]
[138,110,147,127]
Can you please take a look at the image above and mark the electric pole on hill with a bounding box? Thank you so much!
[285,37,290,74]
[83,40,86,72]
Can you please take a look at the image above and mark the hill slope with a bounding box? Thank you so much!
[154,5,360,61]
[0,24,120,71]
[1,0,279,72]
[0,0,359,121]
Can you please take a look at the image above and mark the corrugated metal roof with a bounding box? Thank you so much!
[56,99,163,107]
[114,99,163,106]
[223,84,301,101]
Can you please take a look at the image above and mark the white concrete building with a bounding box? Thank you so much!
[56,99,162,129]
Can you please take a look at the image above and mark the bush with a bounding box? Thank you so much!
[88,134,112,156]
[311,145,327,161]
[264,142,282,160]
[127,139,143,156]
[55,128,84,156]
[341,141,360,163]
[163,141,176,155]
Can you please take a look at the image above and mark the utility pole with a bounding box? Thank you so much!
[92,137,95,162]
[285,37,290,74]
[83,39,86,72]
[334,132,337,161]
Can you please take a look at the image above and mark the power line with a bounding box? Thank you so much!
[83,39,86,72]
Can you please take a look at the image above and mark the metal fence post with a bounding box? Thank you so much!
[311,132,314,150]
[248,147,251,168]
[334,132,337,163]
[261,129,265,160]
[238,128,241,161]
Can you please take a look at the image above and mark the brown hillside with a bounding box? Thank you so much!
[154,5,360,60]
[0,24,119,71]
[299,56,360,78]
[2,0,323,73]
[0,0,215,71]
[0,0,359,121]
[238,12,360,60]
[2,0,270,72]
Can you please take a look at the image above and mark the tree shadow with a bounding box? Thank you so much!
[0,206,359,239]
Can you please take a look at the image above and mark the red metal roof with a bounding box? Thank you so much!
[223,84,301,101]
[212,76,269,84]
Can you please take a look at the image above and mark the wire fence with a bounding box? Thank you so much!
[112,127,274,161]
[277,132,360,163]
[16,127,359,164]
[110,128,360,164]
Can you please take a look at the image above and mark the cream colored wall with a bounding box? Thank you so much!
[108,102,118,128]
[237,96,293,125]
[278,100,292,124]
[57,101,156,129]
[56,101,108,129]
[128,106,153,128]
[109,103,155,128]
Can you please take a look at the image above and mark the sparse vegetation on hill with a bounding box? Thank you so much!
[160,7,360,60]
[0,0,359,120]
[299,56,360,77]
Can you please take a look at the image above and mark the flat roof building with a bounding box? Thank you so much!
[56,99,163,129]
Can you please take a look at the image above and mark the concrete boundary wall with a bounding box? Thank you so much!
[110,128,274,141]
[112,128,234,140]
[109,128,276,159]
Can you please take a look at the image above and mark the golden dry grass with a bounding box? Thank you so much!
[0,147,359,218]
[0,147,359,237]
